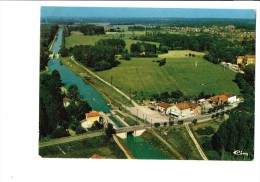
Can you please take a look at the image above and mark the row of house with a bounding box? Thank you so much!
[155,93,238,120]
[237,54,255,66]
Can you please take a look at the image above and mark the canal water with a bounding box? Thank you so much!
[47,28,168,159]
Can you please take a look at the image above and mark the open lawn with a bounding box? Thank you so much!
[65,31,159,51]
[95,55,240,98]
[39,136,127,159]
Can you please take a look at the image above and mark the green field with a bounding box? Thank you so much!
[39,136,127,159]
[65,31,159,51]
[95,55,240,98]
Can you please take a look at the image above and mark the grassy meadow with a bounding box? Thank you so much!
[65,31,240,99]
[96,55,240,98]
[65,31,159,51]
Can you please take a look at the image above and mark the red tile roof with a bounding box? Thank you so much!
[86,112,100,117]
[157,103,172,109]
[210,95,228,104]
[246,55,255,59]
[176,102,198,110]
[90,154,105,159]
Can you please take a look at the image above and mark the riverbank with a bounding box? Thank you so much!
[60,56,133,109]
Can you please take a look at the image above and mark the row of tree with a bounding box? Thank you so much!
[40,24,59,71]
[210,64,255,159]
[66,24,105,36]
[134,33,255,64]
[40,71,92,139]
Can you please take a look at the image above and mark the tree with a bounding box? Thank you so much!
[68,84,81,101]
[192,119,198,125]
[105,123,115,138]
[243,64,255,87]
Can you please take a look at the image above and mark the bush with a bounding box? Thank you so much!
[211,114,215,118]
[196,126,215,135]
[154,123,160,128]
[169,121,174,126]
[192,119,198,125]
[202,140,213,151]
[51,126,70,138]
[75,126,87,134]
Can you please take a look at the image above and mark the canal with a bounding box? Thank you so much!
[47,28,169,159]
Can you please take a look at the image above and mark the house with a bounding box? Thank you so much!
[63,98,70,107]
[210,93,238,105]
[166,102,201,119]
[224,93,238,104]
[237,55,255,65]
[81,111,100,129]
[90,154,105,159]
[237,56,244,65]
[245,54,255,65]
[156,102,172,113]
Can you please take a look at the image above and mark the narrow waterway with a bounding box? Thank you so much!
[46,28,168,159]
[48,29,111,112]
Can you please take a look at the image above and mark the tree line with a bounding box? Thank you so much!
[40,24,59,71]
[65,24,105,36]
[40,71,92,139]
[208,64,255,160]
[134,33,255,64]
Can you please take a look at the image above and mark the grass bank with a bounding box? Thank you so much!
[60,57,133,107]
[154,126,203,160]
[141,130,179,159]
[39,136,127,159]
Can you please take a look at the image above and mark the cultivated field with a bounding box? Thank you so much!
[96,54,240,98]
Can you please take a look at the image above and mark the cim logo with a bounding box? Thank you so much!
[233,150,248,157]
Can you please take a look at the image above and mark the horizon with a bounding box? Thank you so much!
[41,7,256,20]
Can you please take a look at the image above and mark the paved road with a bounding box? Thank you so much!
[184,124,208,160]
[39,131,104,148]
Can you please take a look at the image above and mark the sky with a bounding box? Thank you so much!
[41,7,256,19]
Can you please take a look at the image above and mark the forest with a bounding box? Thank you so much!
[40,71,92,139]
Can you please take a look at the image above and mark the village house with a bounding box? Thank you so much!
[156,102,172,113]
[237,54,255,66]
[166,102,201,119]
[63,98,70,107]
[210,93,238,105]
[245,55,255,65]
[81,111,100,129]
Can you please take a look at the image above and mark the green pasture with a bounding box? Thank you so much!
[95,55,240,98]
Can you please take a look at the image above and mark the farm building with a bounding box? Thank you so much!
[210,93,238,105]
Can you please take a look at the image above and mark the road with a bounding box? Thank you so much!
[39,131,104,148]
[184,124,208,160]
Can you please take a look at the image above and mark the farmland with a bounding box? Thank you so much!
[95,54,240,98]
